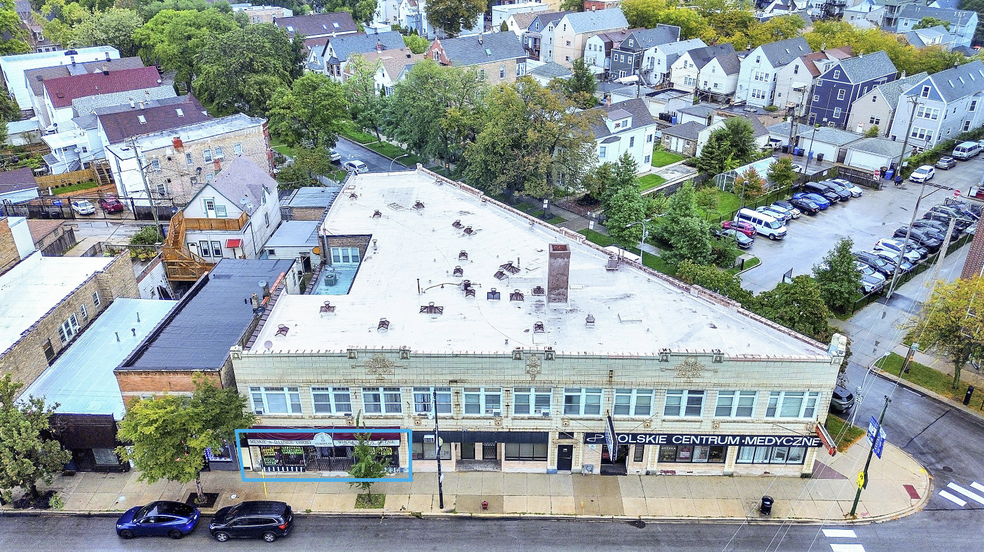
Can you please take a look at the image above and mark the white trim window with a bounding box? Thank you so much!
[311,387,352,414]
[331,247,360,264]
[563,387,602,416]
[766,391,820,418]
[92,291,101,307]
[715,391,756,417]
[464,387,502,415]
[664,389,705,417]
[79,304,89,321]
[413,387,452,414]
[58,314,80,344]
[513,387,552,416]
[613,389,654,416]
[249,386,302,415]
[363,387,402,415]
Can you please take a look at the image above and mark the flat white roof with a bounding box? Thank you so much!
[248,170,827,359]
[0,252,114,353]
[21,298,176,419]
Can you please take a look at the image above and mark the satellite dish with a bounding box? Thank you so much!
[263,340,273,350]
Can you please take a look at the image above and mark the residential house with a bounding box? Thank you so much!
[843,0,885,29]
[661,121,705,156]
[274,12,358,40]
[869,0,924,28]
[768,121,862,162]
[528,61,572,86]
[519,11,571,61]
[39,66,163,130]
[427,33,528,85]
[895,5,977,48]
[640,38,706,86]
[103,113,272,206]
[587,98,658,171]
[319,31,407,81]
[281,185,342,222]
[609,26,681,81]
[493,0,550,29]
[736,37,812,107]
[22,56,145,128]
[232,3,293,24]
[0,167,40,205]
[889,60,984,149]
[670,43,741,98]
[262,220,320,261]
[26,219,76,256]
[639,88,693,122]
[773,47,852,117]
[843,137,904,171]
[0,46,120,114]
[845,71,927,136]
[548,8,628,67]
[584,0,622,9]
[904,26,956,50]
[807,50,897,129]
[506,11,540,36]
[0,250,138,394]
[0,216,33,274]
[676,104,716,126]
[348,48,425,95]
[181,156,282,263]
[583,28,638,75]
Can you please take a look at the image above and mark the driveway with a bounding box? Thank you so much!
[740,158,982,293]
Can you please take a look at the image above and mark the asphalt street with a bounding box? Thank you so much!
[741,157,984,293]
[332,136,412,174]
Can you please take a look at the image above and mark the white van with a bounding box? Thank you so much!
[952,141,981,160]
[734,208,787,240]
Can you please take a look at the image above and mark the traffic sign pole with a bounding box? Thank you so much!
[849,395,891,517]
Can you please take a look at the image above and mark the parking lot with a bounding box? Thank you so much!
[740,157,984,293]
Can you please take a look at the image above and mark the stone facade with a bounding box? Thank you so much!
[961,225,984,279]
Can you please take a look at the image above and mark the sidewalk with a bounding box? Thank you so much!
[4,440,929,524]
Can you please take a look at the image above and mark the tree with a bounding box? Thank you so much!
[0,375,72,505]
[424,0,484,37]
[274,147,336,189]
[663,215,713,265]
[813,237,862,314]
[621,0,714,41]
[268,72,347,149]
[767,157,797,190]
[559,0,583,12]
[677,259,753,305]
[695,129,729,176]
[754,275,832,342]
[722,117,756,165]
[961,0,984,44]
[907,276,984,389]
[581,162,617,202]
[558,58,597,109]
[115,376,255,504]
[913,16,951,30]
[402,33,429,54]
[0,85,18,146]
[499,20,508,32]
[193,24,304,115]
[603,185,648,246]
[347,414,392,502]
[733,167,765,205]
[0,0,30,55]
[68,8,143,57]
[344,55,387,140]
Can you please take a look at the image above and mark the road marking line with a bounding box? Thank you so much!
[823,529,858,538]
[939,490,968,506]
[947,483,984,505]
[830,544,866,552]
[971,482,984,494]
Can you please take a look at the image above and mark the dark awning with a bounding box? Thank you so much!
[52,413,118,448]
[247,425,401,445]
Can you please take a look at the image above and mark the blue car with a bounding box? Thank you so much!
[793,192,831,210]
[117,501,200,540]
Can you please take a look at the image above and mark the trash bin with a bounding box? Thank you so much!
[816,153,824,162]
[964,386,975,406]
[794,147,804,156]
[760,496,774,515]
[885,169,894,181]
[781,145,789,153]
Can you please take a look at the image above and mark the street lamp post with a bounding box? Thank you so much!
[625,219,650,267]
[849,395,891,518]
[389,153,411,172]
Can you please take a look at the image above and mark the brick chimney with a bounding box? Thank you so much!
[547,243,570,304]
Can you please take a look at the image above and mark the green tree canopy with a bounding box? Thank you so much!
[347,414,392,500]
[557,58,597,109]
[0,84,19,146]
[663,215,713,265]
[323,0,377,24]
[907,276,984,388]
[267,72,346,149]
[603,185,648,246]
[864,124,880,138]
[274,147,336,189]
[424,0,484,37]
[913,16,951,30]
[559,0,583,11]
[734,166,765,205]
[696,129,729,176]
[69,8,144,57]
[1,0,31,55]
[753,275,832,342]
[402,33,429,54]
[813,237,862,314]
[344,54,388,140]
[767,157,797,189]
[116,376,255,503]
[0,375,72,504]
[676,259,753,304]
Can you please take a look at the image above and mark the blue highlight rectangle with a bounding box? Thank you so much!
[235,428,413,483]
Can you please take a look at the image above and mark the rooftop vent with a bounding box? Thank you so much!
[493,270,507,280]
[499,261,520,274]
[349,192,358,199]
[276,324,289,336]
[585,314,595,326]
[458,250,468,260]
[320,301,335,313]
[137,115,146,124]
[420,302,444,314]
[413,200,425,209]
[509,289,524,301]
[452,219,463,228]
[465,288,476,298]
[372,210,382,218]
[377,318,390,331]
[487,288,500,300]
[453,266,464,277]
[531,285,545,296]
[533,321,545,333]
[463,226,474,235]
[462,280,476,298]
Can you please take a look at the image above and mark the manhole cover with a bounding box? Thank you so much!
[942,466,953,473]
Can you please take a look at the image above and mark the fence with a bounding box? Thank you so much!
[35,168,97,191]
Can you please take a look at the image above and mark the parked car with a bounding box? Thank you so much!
[854,251,894,277]
[856,261,887,285]
[945,198,982,217]
[909,165,935,183]
[820,180,853,201]
[789,196,820,215]
[802,182,840,203]
[912,219,953,236]
[715,228,754,249]
[721,220,757,238]
[328,149,341,162]
[871,249,914,273]
[343,160,368,173]
[98,196,125,213]
[772,200,802,218]
[874,238,924,263]
[117,501,200,540]
[792,192,830,210]
[70,199,95,215]
[936,156,957,170]
[925,208,973,231]
[893,227,943,252]
[829,385,856,413]
[938,201,980,221]
[209,501,294,543]
[756,205,791,223]
[830,178,863,197]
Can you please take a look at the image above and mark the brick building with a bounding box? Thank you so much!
[961,227,984,279]
[0,251,139,394]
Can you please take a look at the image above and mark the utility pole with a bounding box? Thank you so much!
[131,137,161,237]
[886,178,930,300]
[897,96,920,175]
[849,395,891,517]
[433,389,445,510]
[929,217,957,287]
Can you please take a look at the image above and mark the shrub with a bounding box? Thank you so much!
[129,226,162,246]
[764,105,779,112]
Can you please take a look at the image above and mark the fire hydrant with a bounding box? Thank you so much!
[482,500,489,510]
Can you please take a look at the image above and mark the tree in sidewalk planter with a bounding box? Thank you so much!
[603,185,648,247]
[733,167,765,206]
[268,72,347,150]
[676,260,753,305]
[554,58,598,109]
[0,375,72,507]
[347,413,392,504]
[906,276,984,389]
[274,147,336,190]
[753,275,833,342]
[115,376,255,505]
[812,237,862,314]
[424,0,484,37]
[766,157,797,191]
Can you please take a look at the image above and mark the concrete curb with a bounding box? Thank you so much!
[873,367,984,422]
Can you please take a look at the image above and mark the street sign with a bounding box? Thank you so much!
[866,416,879,446]
[955,189,962,197]
[873,428,886,459]
[604,416,617,456]
[857,472,866,489]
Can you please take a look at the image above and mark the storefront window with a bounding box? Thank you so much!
[411,441,451,460]
[736,446,807,464]
[92,448,120,465]
[413,387,451,414]
[504,443,547,461]
[311,387,352,414]
[513,387,552,415]
[261,446,304,467]
[657,444,726,463]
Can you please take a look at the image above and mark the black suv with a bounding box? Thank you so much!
[209,501,293,543]
[803,182,840,203]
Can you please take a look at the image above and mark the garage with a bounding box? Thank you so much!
[845,138,904,172]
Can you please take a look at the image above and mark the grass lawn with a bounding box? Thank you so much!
[637,174,667,192]
[55,180,99,194]
[727,256,760,275]
[339,121,377,144]
[354,494,385,509]
[876,352,984,410]
[363,142,424,169]
[701,190,741,221]
[506,199,566,224]
[650,150,684,167]
[576,229,676,275]
[825,415,866,453]
[269,137,296,159]
[578,228,615,247]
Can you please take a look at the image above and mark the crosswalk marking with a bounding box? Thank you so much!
[971,482,984,494]
[947,482,984,505]
[830,545,866,552]
[939,490,968,506]
[823,529,858,539]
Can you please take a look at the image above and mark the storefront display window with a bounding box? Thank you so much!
[657,444,726,463]
[92,448,119,465]
[736,446,807,464]
[505,443,547,461]
[411,442,451,460]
